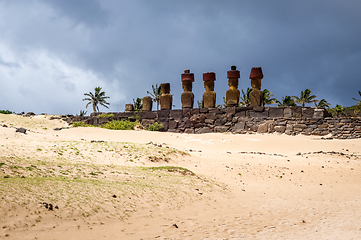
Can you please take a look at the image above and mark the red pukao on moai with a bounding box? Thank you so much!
[159,83,173,110]
[226,65,240,107]
[181,69,194,109]
[249,67,264,107]
[142,96,153,111]
[202,72,216,108]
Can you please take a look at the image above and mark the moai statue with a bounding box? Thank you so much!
[125,104,134,112]
[181,69,194,109]
[159,83,172,110]
[202,72,216,108]
[249,67,264,107]
[142,96,153,111]
[226,65,240,107]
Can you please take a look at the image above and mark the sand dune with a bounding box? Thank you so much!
[1,114,361,239]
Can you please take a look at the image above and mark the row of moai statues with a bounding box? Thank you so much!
[140,66,264,111]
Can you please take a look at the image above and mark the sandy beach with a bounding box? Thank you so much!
[1,114,361,239]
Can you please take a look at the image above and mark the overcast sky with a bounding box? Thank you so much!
[1,0,360,115]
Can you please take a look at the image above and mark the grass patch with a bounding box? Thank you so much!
[102,120,139,130]
[72,122,95,127]
[98,113,115,118]
[143,166,195,176]
[146,122,164,131]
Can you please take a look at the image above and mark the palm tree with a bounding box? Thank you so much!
[276,96,296,107]
[147,84,162,110]
[315,99,330,108]
[133,98,143,111]
[262,89,277,106]
[292,89,318,107]
[239,88,252,106]
[352,91,361,113]
[83,87,110,113]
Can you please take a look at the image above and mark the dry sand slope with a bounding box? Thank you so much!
[1,114,361,239]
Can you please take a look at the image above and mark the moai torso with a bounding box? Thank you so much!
[226,65,240,107]
[249,67,264,107]
[142,96,153,111]
[159,83,172,110]
[202,72,216,108]
[181,69,194,109]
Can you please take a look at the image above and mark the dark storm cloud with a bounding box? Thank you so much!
[0,0,360,114]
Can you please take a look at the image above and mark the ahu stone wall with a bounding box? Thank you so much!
[66,106,361,139]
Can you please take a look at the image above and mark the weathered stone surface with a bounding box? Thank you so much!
[215,118,227,126]
[195,127,213,134]
[199,108,209,113]
[249,111,268,118]
[170,110,183,120]
[340,119,352,123]
[275,121,287,126]
[232,122,245,132]
[205,119,214,124]
[317,124,328,129]
[269,108,284,118]
[184,128,194,134]
[16,127,26,134]
[313,109,325,118]
[226,106,236,115]
[257,123,268,133]
[302,108,314,118]
[203,72,216,108]
[235,111,246,118]
[292,106,302,118]
[206,112,217,120]
[142,96,153,111]
[294,124,307,129]
[307,124,318,129]
[168,120,178,129]
[158,110,170,118]
[214,126,229,133]
[159,83,173,110]
[286,124,294,131]
[142,111,157,119]
[141,119,155,127]
[284,107,292,118]
[125,104,134,112]
[275,126,286,133]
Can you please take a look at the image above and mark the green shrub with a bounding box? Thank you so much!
[102,120,139,130]
[146,122,164,131]
[0,110,13,114]
[98,113,114,118]
[72,122,95,127]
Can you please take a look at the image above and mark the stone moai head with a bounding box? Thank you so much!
[203,72,216,108]
[227,65,240,89]
[125,104,134,112]
[160,83,170,95]
[159,83,172,110]
[226,65,241,106]
[142,96,153,111]
[181,69,195,109]
[249,67,263,90]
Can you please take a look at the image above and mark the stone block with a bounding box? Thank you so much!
[199,108,209,113]
[184,128,194,134]
[158,118,169,131]
[142,111,157,119]
[168,120,178,129]
[294,124,307,129]
[195,127,213,134]
[235,111,246,118]
[340,119,352,123]
[284,107,292,118]
[170,110,183,120]
[215,118,227,126]
[307,124,318,129]
[214,126,229,133]
[226,106,236,115]
[269,108,284,118]
[318,124,328,129]
[232,122,245,132]
[232,117,238,123]
[257,123,268,133]
[206,112,217,120]
[292,106,302,118]
[158,110,170,118]
[183,108,192,118]
[275,126,286,133]
[191,108,200,115]
[275,121,287,126]
[141,119,155,127]
[302,108,314,118]
[253,106,264,112]
[249,111,268,118]
[236,107,253,112]
[313,109,325,118]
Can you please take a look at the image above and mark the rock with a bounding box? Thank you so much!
[274,126,286,133]
[257,123,268,133]
[214,126,229,133]
[16,128,26,134]
[195,127,212,134]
